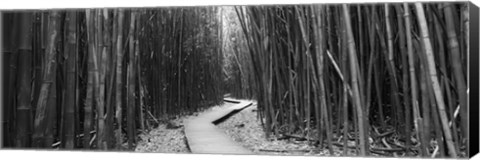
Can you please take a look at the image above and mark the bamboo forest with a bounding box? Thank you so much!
[0,2,476,158]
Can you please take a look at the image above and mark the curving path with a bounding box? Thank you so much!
[184,98,253,154]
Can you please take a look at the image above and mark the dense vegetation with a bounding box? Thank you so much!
[226,3,469,158]
[2,7,223,150]
[1,2,472,158]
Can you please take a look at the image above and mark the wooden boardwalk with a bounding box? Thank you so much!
[184,99,253,154]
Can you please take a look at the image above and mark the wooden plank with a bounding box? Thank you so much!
[223,98,241,104]
[184,99,253,154]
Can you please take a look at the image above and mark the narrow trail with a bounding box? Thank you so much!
[184,98,253,154]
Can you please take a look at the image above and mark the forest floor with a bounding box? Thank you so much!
[135,100,357,156]
[218,103,350,156]
[134,100,460,158]
[134,120,189,153]
[134,103,235,153]
[134,101,363,156]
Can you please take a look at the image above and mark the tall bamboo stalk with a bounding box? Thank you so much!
[33,11,60,148]
[115,9,125,148]
[15,12,34,148]
[443,3,468,143]
[415,3,457,157]
[63,11,78,149]
[403,3,419,155]
[93,9,107,150]
[127,10,137,149]
[84,9,96,149]
[342,4,368,156]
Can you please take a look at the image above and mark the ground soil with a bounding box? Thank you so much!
[136,101,352,156]
[217,103,349,156]
[135,103,234,153]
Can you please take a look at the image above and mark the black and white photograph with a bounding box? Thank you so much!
[0,1,478,159]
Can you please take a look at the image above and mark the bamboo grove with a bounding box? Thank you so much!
[0,2,472,158]
[1,7,224,150]
[221,7,257,99]
[229,3,469,158]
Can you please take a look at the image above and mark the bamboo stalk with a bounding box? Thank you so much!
[15,12,34,147]
[33,11,60,148]
[414,3,458,157]
[403,3,420,156]
[342,4,368,156]
[443,3,468,144]
[127,10,137,150]
[115,9,125,148]
[84,9,96,149]
[63,11,78,149]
